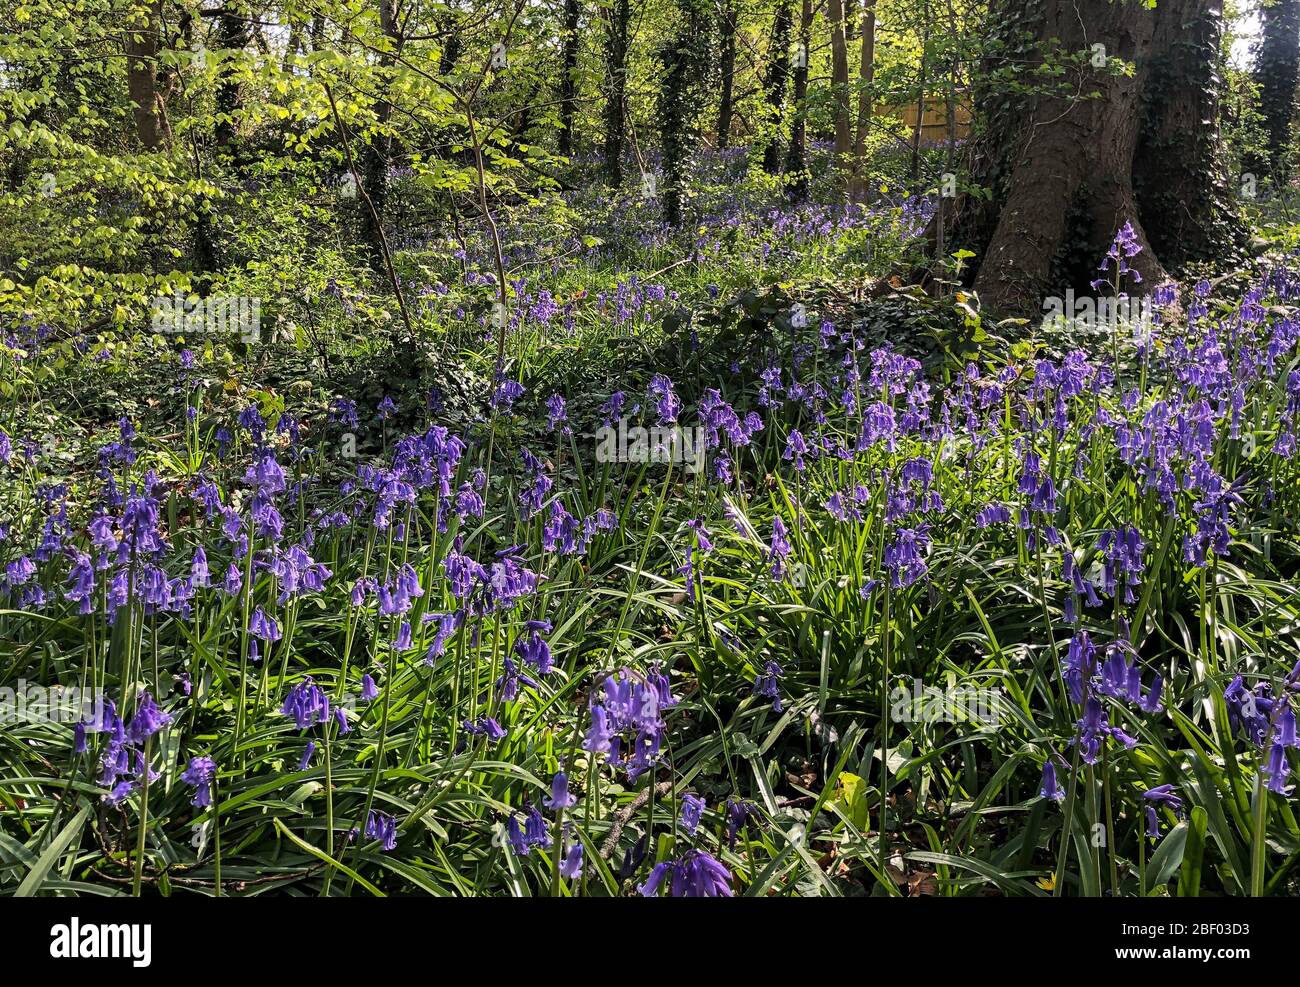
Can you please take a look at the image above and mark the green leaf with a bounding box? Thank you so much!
[16,805,90,897]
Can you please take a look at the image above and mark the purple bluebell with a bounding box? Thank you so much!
[544,771,577,810]
[638,850,733,897]
[181,756,218,807]
[680,793,706,835]
[365,809,398,851]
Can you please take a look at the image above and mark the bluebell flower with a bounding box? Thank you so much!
[545,393,569,434]
[559,839,584,879]
[769,516,792,580]
[392,620,413,650]
[125,692,172,745]
[680,793,706,835]
[724,797,759,849]
[361,674,379,702]
[647,373,680,424]
[463,716,506,741]
[752,660,784,711]
[514,620,554,675]
[249,606,281,642]
[1142,784,1184,838]
[1038,757,1065,802]
[544,771,577,810]
[638,850,733,897]
[365,809,398,851]
[281,677,330,729]
[506,806,551,857]
[489,377,524,413]
[181,756,217,807]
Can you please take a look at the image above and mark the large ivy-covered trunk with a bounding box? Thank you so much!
[947,0,1244,316]
[1134,0,1247,268]
[658,0,712,224]
[1254,0,1300,177]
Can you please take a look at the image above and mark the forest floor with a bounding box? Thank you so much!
[4,146,1300,898]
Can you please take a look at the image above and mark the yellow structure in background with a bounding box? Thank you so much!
[875,95,973,145]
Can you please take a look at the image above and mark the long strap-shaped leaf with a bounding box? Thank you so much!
[16,805,90,898]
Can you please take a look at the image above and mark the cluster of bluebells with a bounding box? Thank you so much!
[1225,671,1300,795]
[1060,632,1163,765]
[1040,631,1167,804]
[77,691,173,805]
[583,666,676,780]
[638,849,733,897]
[281,677,352,767]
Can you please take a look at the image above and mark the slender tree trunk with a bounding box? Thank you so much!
[829,0,852,179]
[850,0,876,200]
[910,1,929,184]
[785,0,811,196]
[558,0,581,155]
[359,0,401,271]
[659,0,709,223]
[716,0,737,148]
[214,4,251,152]
[125,0,168,149]
[933,0,959,280]
[438,14,461,75]
[761,0,792,175]
[284,20,303,72]
[604,0,631,185]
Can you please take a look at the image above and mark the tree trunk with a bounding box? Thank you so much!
[785,0,811,195]
[603,0,631,185]
[1254,0,1300,179]
[214,4,251,152]
[761,0,792,175]
[558,0,581,156]
[850,0,876,200]
[933,0,959,278]
[716,0,738,148]
[284,20,303,72]
[659,0,709,224]
[438,13,460,75]
[1134,0,1247,266]
[828,0,852,180]
[971,0,1165,315]
[943,0,1241,317]
[125,0,168,149]
[909,1,929,185]
[359,0,401,271]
